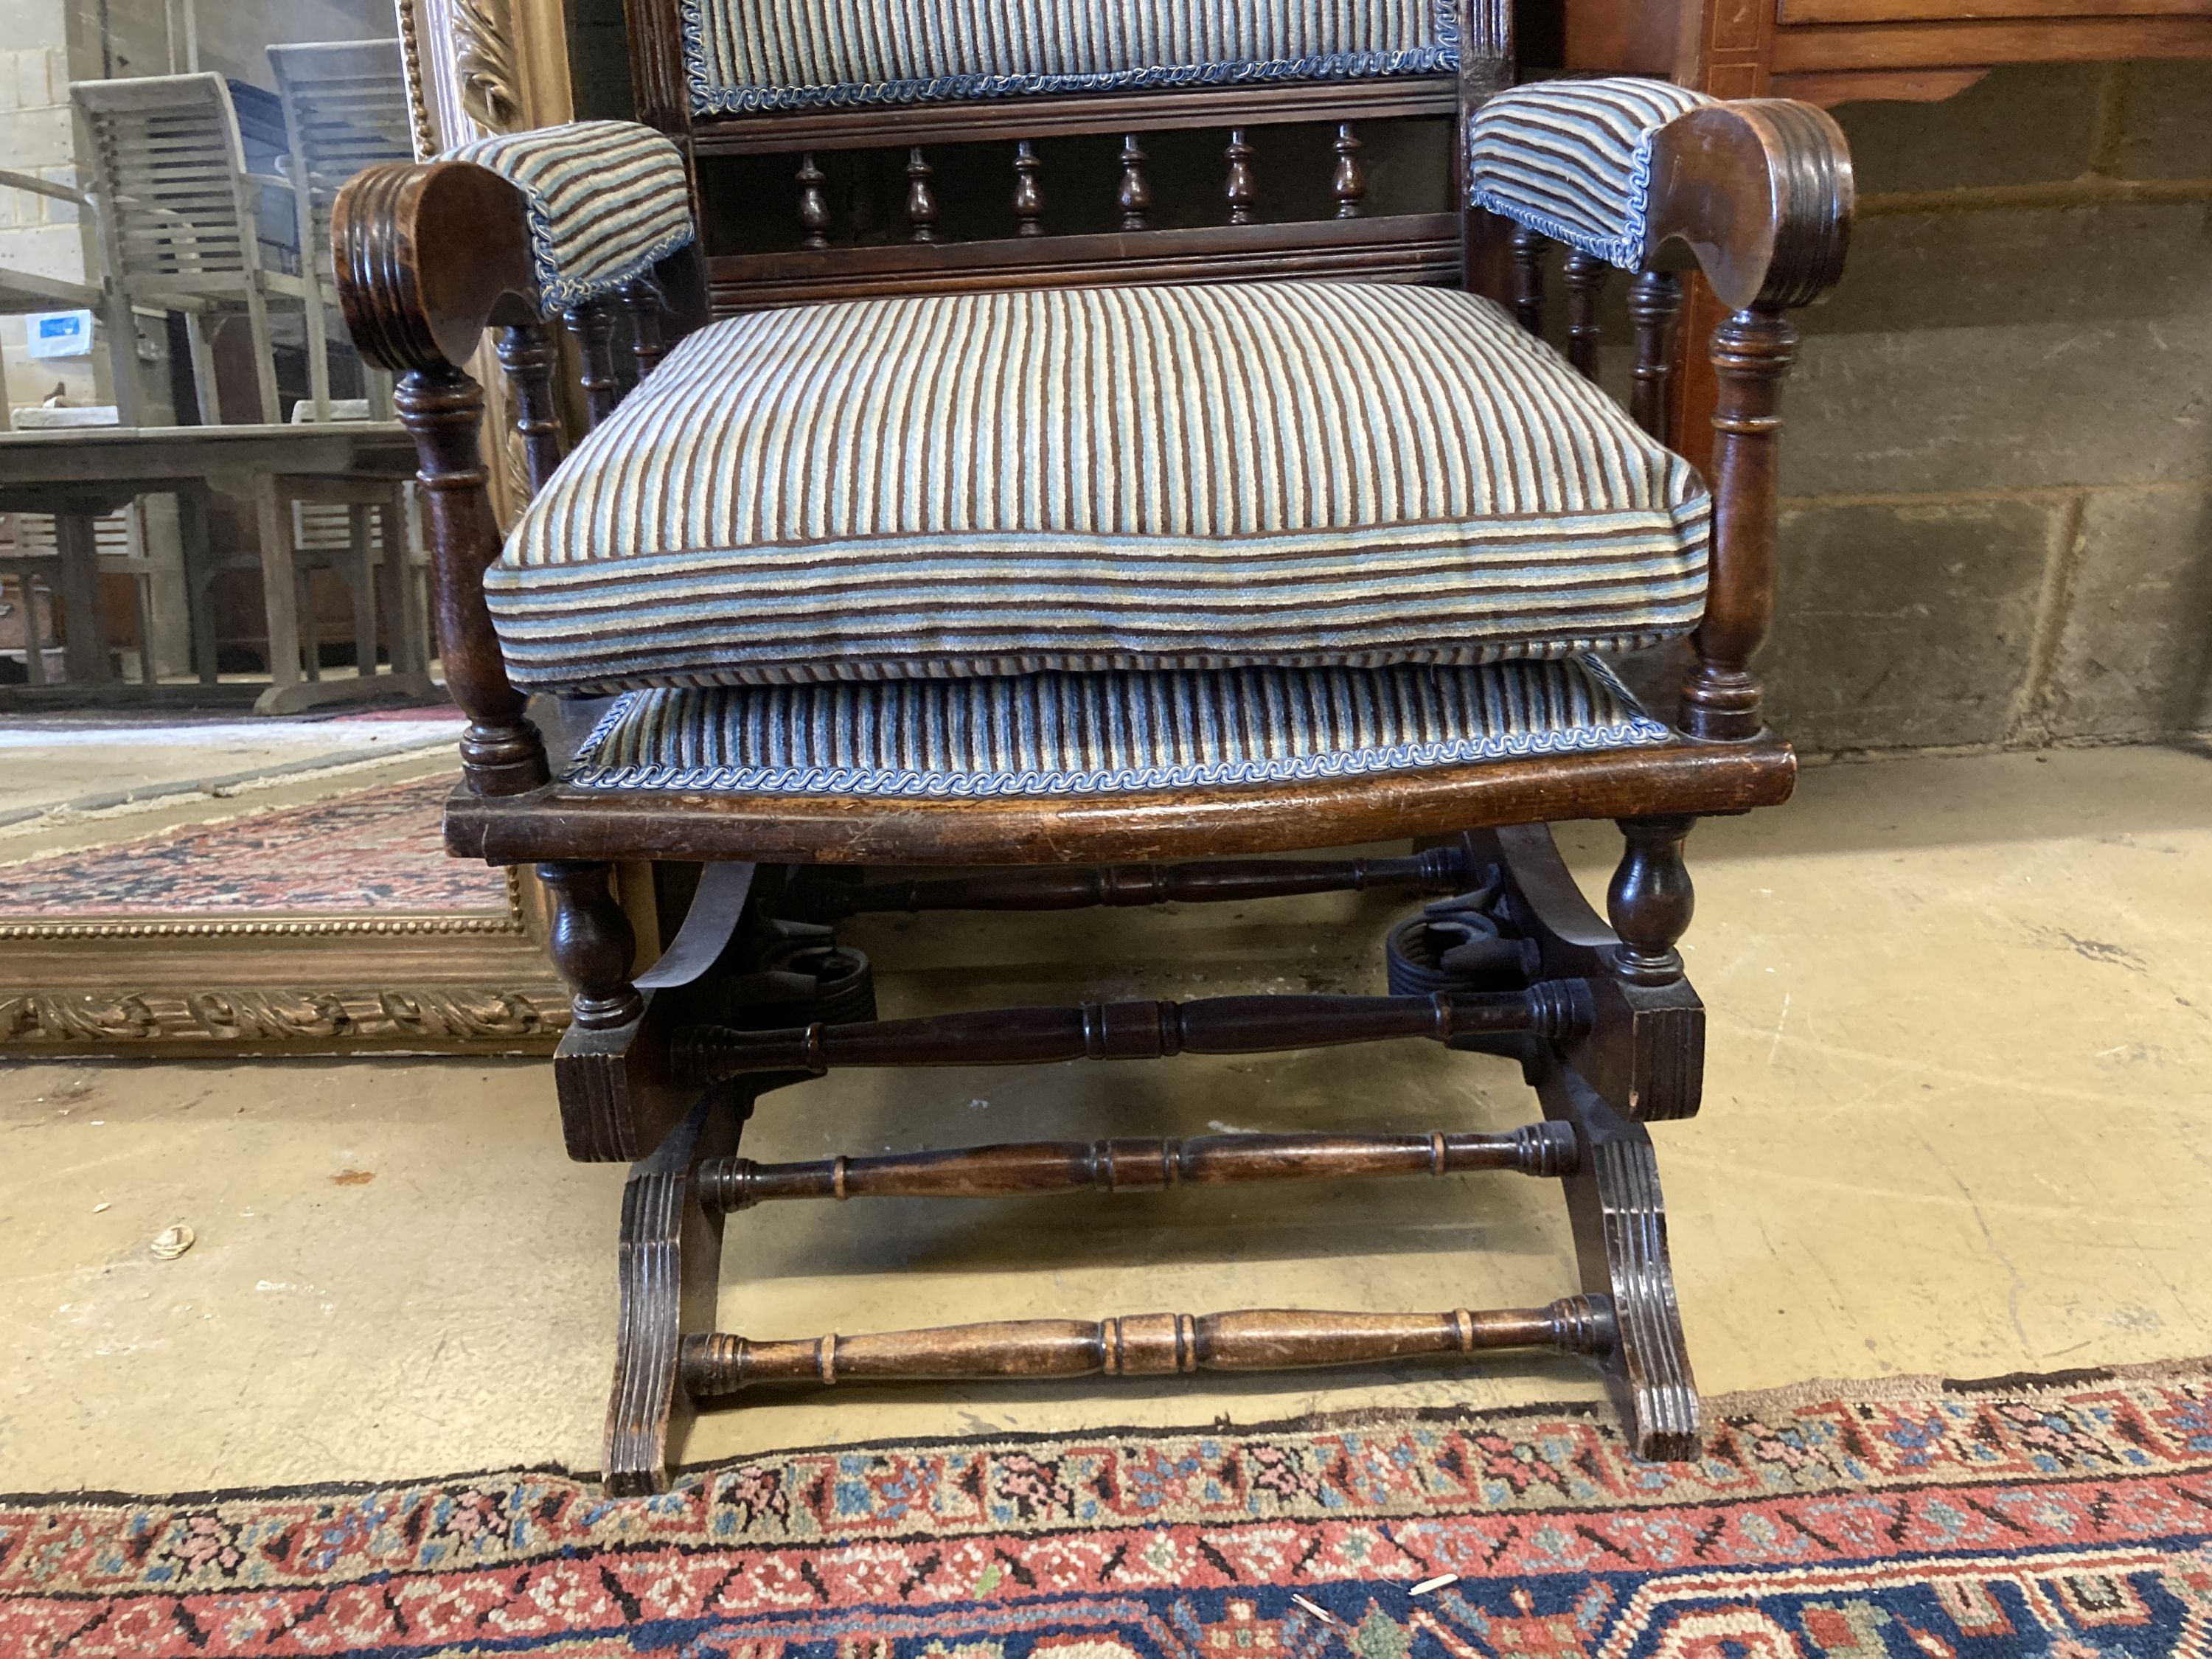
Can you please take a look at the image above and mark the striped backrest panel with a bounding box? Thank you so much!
[684,0,1458,113]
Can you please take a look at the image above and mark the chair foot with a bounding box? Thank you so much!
[1544,1062,1700,1461]
[603,1091,743,1497]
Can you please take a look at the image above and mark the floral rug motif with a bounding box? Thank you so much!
[0,773,504,917]
[2,1366,2209,1656]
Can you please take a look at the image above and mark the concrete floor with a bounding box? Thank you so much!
[0,710,461,830]
[1,743,2208,1494]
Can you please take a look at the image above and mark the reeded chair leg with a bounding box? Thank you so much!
[605,1092,742,1495]
[1543,1062,1699,1461]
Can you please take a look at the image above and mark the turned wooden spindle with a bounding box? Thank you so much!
[681,1298,1612,1394]
[1607,816,1696,986]
[391,368,548,796]
[1627,268,1684,444]
[1684,306,1800,740]
[1563,248,1607,380]
[1117,135,1152,231]
[796,152,830,249]
[538,860,644,1029]
[563,301,621,426]
[1332,122,1366,219]
[493,321,564,498]
[1508,223,1545,335]
[675,985,1592,1084]
[814,847,1471,918]
[1012,139,1044,237]
[619,278,667,378]
[1225,129,1256,224]
[905,147,939,243]
[696,1123,1581,1211]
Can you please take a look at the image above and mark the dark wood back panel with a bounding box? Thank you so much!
[623,0,1513,313]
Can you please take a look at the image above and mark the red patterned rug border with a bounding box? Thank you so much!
[5,1363,2211,1658]
[2,1354,2206,1517]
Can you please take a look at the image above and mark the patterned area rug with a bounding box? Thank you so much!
[0,773,504,917]
[4,1365,2209,1656]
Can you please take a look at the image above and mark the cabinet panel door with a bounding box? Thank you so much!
[1778,0,2210,24]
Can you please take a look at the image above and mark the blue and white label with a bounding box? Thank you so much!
[24,309,94,358]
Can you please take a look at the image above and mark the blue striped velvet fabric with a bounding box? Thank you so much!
[445,121,695,313]
[682,0,1457,114]
[489,282,1711,692]
[565,657,1670,798]
[1468,78,1717,268]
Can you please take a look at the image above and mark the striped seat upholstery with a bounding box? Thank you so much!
[683,0,1458,115]
[566,658,1671,798]
[1468,79,1717,268]
[443,121,695,312]
[490,282,1711,692]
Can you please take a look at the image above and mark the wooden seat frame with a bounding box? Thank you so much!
[333,0,1851,1494]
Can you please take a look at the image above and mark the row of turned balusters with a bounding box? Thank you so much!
[1506,220,1686,439]
[795,122,1371,249]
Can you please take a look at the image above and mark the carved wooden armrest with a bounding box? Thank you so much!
[1468,82,1852,740]
[1644,100,1854,740]
[1643,100,1854,316]
[335,160,541,378]
[335,159,549,796]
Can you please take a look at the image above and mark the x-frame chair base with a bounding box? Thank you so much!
[587,821,1703,1496]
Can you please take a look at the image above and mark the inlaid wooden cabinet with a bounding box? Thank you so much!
[1564,0,2210,474]
[1567,0,2212,107]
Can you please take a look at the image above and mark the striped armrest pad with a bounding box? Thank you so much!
[443,120,695,313]
[566,658,1672,799]
[1468,78,1716,269]
[682,0,1459,114]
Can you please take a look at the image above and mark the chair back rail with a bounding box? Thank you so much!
[626,0,1506,318]
[268,41,414,277]
[72,74,265,285]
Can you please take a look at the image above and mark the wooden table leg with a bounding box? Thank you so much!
[179,486,221,686]
[375,493,417,677]
[53,512,114,686]
[251,474,305,714]
[348,504,378,678]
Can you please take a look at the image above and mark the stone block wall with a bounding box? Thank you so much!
[0,1,97,407]
[1771,62,2212,754]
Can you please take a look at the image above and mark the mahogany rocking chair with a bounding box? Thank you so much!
[334,0,1852,1495]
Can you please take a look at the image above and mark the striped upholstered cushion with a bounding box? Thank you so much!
[1468,79,1717,268]
[566,658,1669,797]
[444,121,695,313]
[684,0,1458,114]
[489,282,1710,692]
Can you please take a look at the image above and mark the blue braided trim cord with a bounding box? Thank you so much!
[563,657,1674,800]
